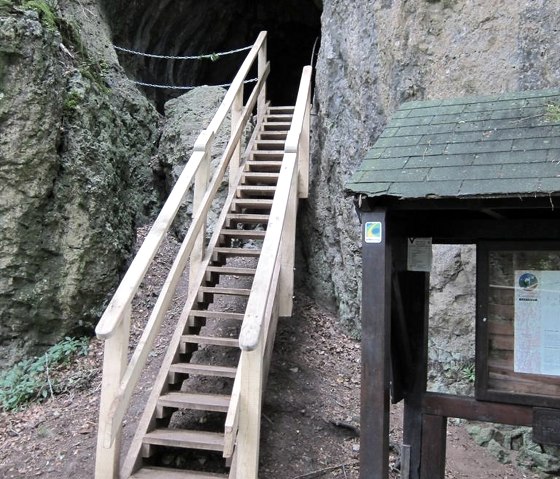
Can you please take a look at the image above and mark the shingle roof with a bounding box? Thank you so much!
[346,89,560,200]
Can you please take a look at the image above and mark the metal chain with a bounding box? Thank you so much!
[129,78,258,90]
[113,44,252,61]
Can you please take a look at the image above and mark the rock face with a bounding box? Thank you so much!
[305,0,560,335]
[0,0,159,366]
[156,86,229,239]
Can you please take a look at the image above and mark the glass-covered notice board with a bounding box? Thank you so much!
[476,242,560,408]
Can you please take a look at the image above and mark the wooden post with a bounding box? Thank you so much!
[298,89,310,199]
[230,86,243,195]
[257,34,267,119]
[236,345,264,479]
[95,305,131,478]
[189,131,213,295]
[420,414,447,479]
[278,165,298,317]
[360,209,391,479]
[401,270,430,479]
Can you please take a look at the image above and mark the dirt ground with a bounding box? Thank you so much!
[0,229,542,479]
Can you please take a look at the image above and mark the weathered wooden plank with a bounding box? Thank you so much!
[169,363,237,378]
[157,392,230,413]
[132,466,227,478]
[420,414,446,479]
[360,209,391,479]
[143,429,225,452]
[422,393,533,425]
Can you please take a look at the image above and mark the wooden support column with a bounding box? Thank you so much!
[230,86,243,194]
[189,131,213,295]
[257,35,267,118]
[360,209,391,479]
[95,305,131,478]
[401,269,430,479]
[420,414,447,479]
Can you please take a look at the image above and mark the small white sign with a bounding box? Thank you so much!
[407,238,432,272]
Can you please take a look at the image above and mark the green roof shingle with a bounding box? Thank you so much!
[347,88,560,200]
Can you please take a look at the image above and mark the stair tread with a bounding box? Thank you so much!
[232,198,274,208]
[132,466,228,478]
[237,185,277,192]
[169,363,237,378]
[158,392,230,412]
[219,228,266,238]
[189,310,245,320]
[213,247,261,256]
[206,265,257,275]
[182,334,239,347]
[199,286,251,296]
[143,428,225,451]
[226,213,270,223]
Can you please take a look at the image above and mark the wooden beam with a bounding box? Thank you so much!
[422,393,534,425]
[401,270,429,479]
[420,414,447,479]
[360,209,391,479]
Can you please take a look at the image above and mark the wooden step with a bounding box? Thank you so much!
[199,286,251,297]
[189,310,245,320]
[265,114,293,122]
[232,198,274,209]
[143,429,225,452]
[132,466,228,478]
[236,185,277,197]
[169,363,237,378]
[206,265,257,276]
[226,213,270,225]
[245,160,282,172]
[219,228,266,239]
[241,172,280,185]
[262,122,291,131]
[157,392,230,413]
[182,334,239,348]
[268,106,294,114]
[254,139,286,151]
[213,247,261,257]
[250,150,284,161]
[259,131,288,141]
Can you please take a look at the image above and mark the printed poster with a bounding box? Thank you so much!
[514,270,560,376]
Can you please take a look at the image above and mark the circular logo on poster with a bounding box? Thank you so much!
[518,272,538,290]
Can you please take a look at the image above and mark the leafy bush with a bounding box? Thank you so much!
[0,337,89,411]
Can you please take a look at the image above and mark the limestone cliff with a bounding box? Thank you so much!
[0,0,159,366]
[306,0,560,333]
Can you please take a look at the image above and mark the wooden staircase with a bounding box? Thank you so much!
[95,30,312,479]
[122,107,295,478]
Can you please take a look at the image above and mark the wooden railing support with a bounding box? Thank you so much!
[230,86,244,194]
[257,35,268,119]
[236,346,264,479]
[95,304,130,477]
[189,131,213,295]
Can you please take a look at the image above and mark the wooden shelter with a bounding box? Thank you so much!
[346,88,560,479]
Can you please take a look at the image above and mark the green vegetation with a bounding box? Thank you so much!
[461,362,476,384]
[23,0,57,30]
[0,336,89,411]
[546,103,560,123]
[0,0,14,14]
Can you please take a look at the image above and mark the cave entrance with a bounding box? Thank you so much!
[104,0,322,111]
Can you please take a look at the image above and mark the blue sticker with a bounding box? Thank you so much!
[364,221,382,244]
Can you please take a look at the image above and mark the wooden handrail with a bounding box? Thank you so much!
[228,65,312,479]
[94,32,268,341]
[95,32,269,478]
[101,66,270,448]
[207,31,267,135]
[238,65,313,351]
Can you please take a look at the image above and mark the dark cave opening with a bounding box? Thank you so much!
[102,0,322,112]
